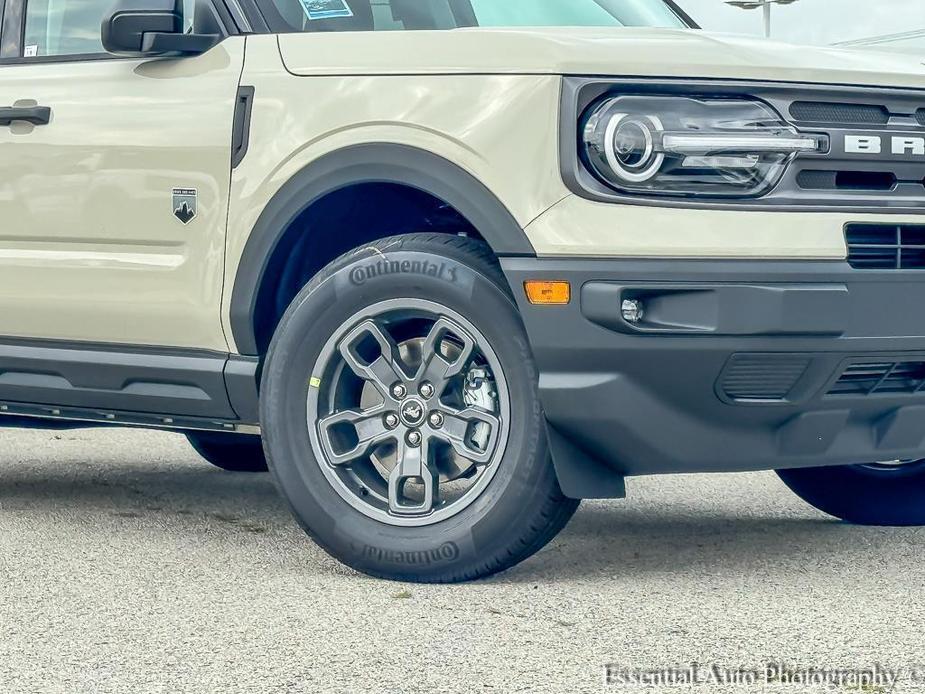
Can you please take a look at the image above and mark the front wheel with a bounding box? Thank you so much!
[777,461,925,526]
[260,234,578,582]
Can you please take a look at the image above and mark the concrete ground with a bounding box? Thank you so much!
[0,426,923,693]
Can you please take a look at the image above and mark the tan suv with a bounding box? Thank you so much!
[3,0,925,582]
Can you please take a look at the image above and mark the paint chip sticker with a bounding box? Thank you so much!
[24,45,38,57]
[300,0,353,20]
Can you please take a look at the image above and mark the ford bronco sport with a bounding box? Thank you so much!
[3,0,925,582]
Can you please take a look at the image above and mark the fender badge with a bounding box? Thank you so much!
[172,188,197,225]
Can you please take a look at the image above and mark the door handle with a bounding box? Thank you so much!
[0,106,51,126]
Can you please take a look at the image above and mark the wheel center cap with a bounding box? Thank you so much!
[399,398,425,427]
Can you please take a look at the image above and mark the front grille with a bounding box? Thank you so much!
[720,354,811,402]
[845,224,925,269]
[790,101,890,125]
[829,361,925,396]
[776,90,925,208]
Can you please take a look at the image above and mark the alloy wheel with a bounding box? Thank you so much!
[306,299,510,526]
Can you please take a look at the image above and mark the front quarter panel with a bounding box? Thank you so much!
[223,35,568,352]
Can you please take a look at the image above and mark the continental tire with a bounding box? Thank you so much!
[260,234,579,582]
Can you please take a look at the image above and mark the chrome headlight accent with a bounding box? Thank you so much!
[582,95,824,198]
[602,113,665,183]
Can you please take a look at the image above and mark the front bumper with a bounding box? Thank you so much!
[502,257,925,476]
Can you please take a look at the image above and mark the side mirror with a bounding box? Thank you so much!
[101,0,219,57]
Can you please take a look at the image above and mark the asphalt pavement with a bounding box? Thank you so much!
[1,426,923,693]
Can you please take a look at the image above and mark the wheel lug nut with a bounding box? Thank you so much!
[428,412,444,428]
[391,384,407,400]
[407,430,422,447]
[384,413,399,429]
[419,382,435,398]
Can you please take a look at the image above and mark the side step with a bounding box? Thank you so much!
[0,338,260,433]
[0,402,259,435]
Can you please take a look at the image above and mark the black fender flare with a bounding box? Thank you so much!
[229,143,535,356]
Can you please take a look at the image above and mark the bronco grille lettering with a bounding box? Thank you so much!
[844,134,925,156]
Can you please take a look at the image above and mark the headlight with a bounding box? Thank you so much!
[582,95,824,198]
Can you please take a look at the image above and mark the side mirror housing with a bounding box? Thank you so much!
[101,0,219,57]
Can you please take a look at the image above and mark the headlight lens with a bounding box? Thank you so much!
[582,95,824,198]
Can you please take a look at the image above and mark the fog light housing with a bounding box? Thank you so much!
[621,299,645,324]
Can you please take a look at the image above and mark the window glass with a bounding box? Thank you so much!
[269,0,688,33]
[23,0,110,56]
[22,0,196,58]
[0,0,21,58]
[468,0,621,27]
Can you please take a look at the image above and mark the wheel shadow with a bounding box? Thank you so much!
[0,455,293,524]
[496,498,913,584]
[1,447,919,583]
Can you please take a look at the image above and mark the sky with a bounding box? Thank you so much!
[678,0,925,46]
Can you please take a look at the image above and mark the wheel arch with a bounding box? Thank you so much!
[229,143,536,356]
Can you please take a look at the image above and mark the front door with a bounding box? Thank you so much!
[0,0,244,351]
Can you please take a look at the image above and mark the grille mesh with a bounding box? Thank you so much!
[798,170,897,192]
[796,170,838,190]
[917,109,925,127]
[829,361,925,396]
[720,354,811,401]
[845,224,925,270]
[790,101,890,124]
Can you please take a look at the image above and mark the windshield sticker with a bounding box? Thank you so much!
[24,45,38,58]
[300,0,353,20]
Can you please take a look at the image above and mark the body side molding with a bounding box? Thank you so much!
[0,338,260,427]
[228,143,536,356]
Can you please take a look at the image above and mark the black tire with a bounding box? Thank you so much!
[186,431,269,472]
[777,462,925,526]
[260,233,579,582]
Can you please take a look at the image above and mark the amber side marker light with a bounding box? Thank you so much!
[524,280,571,305]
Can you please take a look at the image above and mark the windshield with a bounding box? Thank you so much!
[268,0,690,33]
